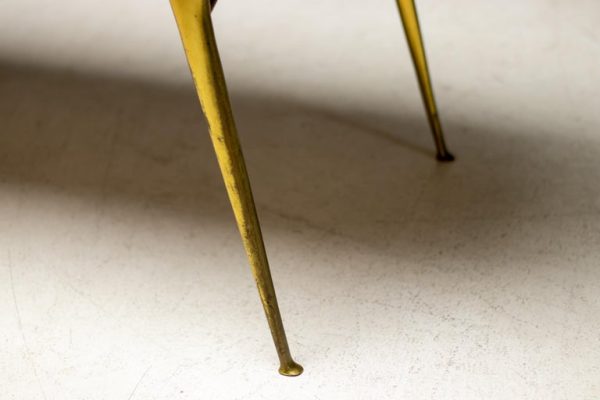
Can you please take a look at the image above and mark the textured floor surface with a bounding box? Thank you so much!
[1,0,600,399]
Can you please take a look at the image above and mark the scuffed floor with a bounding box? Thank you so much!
[1,0,599,399]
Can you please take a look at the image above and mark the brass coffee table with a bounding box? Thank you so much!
[169,0,453,376]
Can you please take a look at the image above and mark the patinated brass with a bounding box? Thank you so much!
[396,0,454,161]
[170,0,452,376]
[169,0,303,377]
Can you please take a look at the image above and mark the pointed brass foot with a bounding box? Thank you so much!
[279,360,304,377]
[396,0,454,161]
[436,151,455,162]
[170,0,302,377]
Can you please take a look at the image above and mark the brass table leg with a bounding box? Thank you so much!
[170,0,303,376]
[396,0,454,162]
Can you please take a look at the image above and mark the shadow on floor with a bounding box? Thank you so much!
[1,60,599,264]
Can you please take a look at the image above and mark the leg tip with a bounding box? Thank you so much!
[278,361,304,377]
[436,151,455,162]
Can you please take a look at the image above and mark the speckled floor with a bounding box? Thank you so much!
[1,1,600,399]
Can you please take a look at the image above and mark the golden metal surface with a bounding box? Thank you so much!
[170,0,453,376]
[169,0,303,377]
[396,0,454,161]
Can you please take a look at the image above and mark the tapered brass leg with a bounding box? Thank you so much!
[170,0,303,376]
[396,0,454,162]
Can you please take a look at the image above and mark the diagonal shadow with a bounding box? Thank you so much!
[1,60,599,265]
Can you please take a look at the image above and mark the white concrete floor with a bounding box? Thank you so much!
[1,0,600,399]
